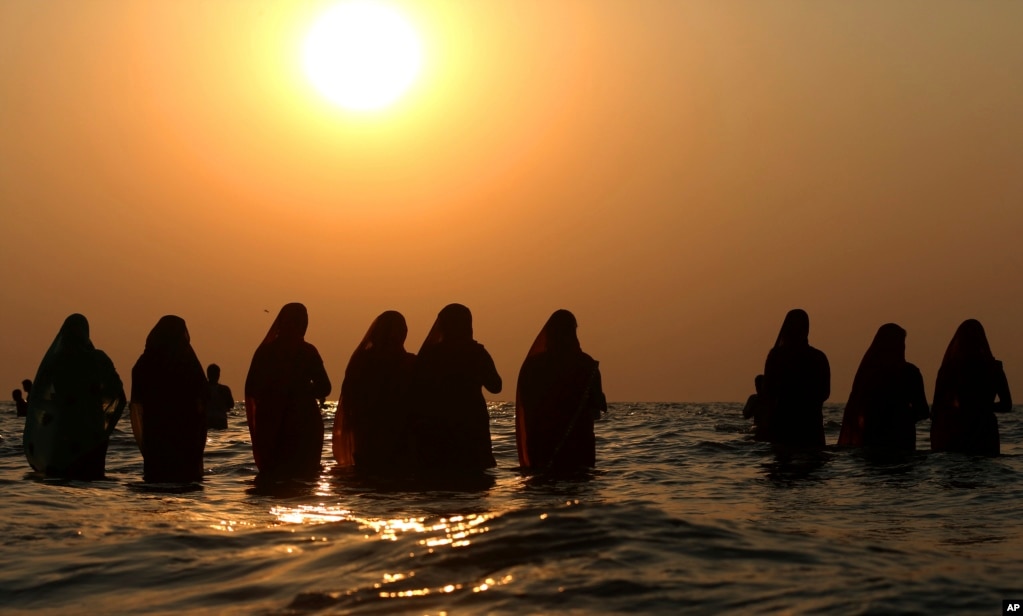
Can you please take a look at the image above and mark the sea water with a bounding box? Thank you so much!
[0,401,1020,615]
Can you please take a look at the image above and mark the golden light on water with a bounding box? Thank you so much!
[265,504,505,597]
[269,504,494,548]
[270,504,353,525]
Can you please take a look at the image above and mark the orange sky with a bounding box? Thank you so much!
[2,1,1021,402]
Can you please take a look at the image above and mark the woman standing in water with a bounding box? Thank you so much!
[930,319,1012,456]
[23,314,126,479]
[762,309,830,449]
[130,315,209,483]
[245,303,332,479]
[837,323,929,451]
[414,304,502,472]
[333,310,417,474]
[516,310,606,474]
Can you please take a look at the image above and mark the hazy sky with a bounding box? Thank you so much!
[2,1,1021,402]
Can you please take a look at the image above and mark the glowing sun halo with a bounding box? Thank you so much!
[303,1,423,111]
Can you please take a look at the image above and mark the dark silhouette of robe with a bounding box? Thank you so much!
[930,319,1012,456]
[837,323,929,451]
[23,314,126,479]
[130,316,209,483]
[333,311,417,474]
[413,304,501,472]
[516,310,606,473]
[245,303,332,479]
[762,309,830,449]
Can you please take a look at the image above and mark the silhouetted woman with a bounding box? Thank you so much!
[930,319,1012,456]
[245,303,332,479]
[414,304,502,471]
[23,314,126,479]
[130,316,209,483]
[762,309,830,449]
[333,311,417,474]
[837,323,929,451]
[516,310,607,473]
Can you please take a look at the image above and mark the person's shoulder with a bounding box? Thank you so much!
[93,348,118,368]
[301,340,324,357]
[472,340,494,357]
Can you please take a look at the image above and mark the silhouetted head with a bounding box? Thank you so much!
[524,309,584,358]
[435,303,473,342]
[12,389,23,402]
[207,363,221,383]
[276,303,309,340]
[60,313,91,347]
[368,310,408,351]
[871,323,907,363]
[145,315,191,352]
[543,309,581,353]
[943,318,994,366]
[775,309,810,347]
[21,379,31,393]
[754,374,765,394]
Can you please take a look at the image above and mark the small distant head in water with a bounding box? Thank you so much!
[21,379,32,394]
[12,389,23,402]
[207,363,221,384]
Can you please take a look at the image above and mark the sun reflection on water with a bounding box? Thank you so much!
[268,505,496,549]
[376,574,514,599]
[267,497,509,602]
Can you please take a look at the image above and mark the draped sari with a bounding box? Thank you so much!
[333,311,416,473]
[23,314,126,479]
[245,303,332,478]
[516,310,606,473]
[837,323,929,451]
[930,319,1012,456]
[762,309,830,449]
[413,304,501,471]
[130,315,209,483]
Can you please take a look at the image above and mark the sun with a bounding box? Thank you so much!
[302,1,423,112]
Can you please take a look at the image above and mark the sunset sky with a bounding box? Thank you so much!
[2,1,1021,402]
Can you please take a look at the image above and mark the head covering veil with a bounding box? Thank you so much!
[837,323,906,447]
[418,303,472,353]
[246,304,308,468]
[23,314,125,477]
[515,310,602,471]
[129,315,206,458]
[244,302,331,476]
[333,311,409,466]
[774,309,810,348]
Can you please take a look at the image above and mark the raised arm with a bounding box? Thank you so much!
[476,345,502,394]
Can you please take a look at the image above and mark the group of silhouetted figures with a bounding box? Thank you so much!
[743,309,1013,457]
[19,304,607,483]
